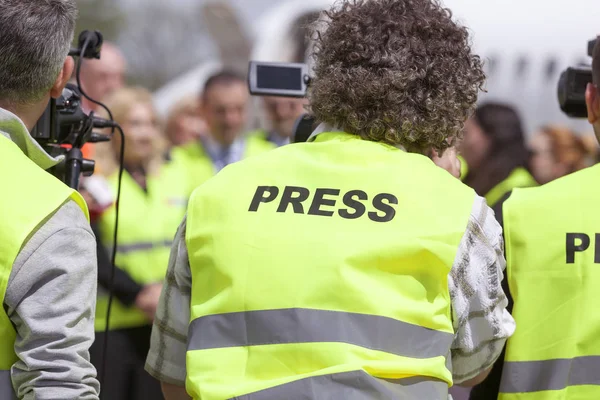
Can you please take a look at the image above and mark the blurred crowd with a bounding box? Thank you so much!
[80,41,600,400]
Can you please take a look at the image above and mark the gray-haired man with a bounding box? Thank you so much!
[0,1,100,399]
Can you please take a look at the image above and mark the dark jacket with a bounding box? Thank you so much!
[469,191,514,400]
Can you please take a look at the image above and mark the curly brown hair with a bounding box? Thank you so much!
[308,0,486,152]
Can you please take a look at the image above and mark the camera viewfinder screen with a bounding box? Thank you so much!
[257,65,302,91]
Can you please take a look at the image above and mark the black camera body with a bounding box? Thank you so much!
[33,84,97,150]
[558,38,597,118]
[30,30,112,189]
[248,61,317,143]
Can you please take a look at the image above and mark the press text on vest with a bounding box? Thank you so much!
[249,186,398,222]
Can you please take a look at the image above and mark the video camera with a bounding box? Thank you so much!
[31,30,116,189]
[558,38,597,118]
[248,61,316,143]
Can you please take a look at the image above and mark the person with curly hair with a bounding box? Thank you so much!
[145,1,514,399]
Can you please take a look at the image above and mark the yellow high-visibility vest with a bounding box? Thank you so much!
[96,159,188,331]
[458,155,468,182]
[173,133,275,196]
[0,134,88,398]
[250,129,291,147]
[485,167,537,207]
[185,131,475,399]
[500,165,600,399]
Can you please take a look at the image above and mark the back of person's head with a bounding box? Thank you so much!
[473,103,526,150]
[586,38,600,141]
[0,0,77,106]
[463,102,529,195]
[308,0,485,153]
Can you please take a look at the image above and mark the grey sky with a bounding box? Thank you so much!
[125,0,287,21]
[228,0,286,19]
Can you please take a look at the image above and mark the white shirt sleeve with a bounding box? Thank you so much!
[448,195,516,383]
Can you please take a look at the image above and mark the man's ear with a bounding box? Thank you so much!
[50,57,75,99]
[585,82,599,124]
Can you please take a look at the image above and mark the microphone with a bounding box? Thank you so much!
[92,116,118,129]
[69,30,103,59]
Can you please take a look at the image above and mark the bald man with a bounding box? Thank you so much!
[79,42,126,113]
[77,43,126,199]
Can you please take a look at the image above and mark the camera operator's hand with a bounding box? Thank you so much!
[135,283,163,321]
[431,147,461,179]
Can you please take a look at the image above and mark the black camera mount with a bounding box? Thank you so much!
[31,30,115,189]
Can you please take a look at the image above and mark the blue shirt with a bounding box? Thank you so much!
[199,135,247,172]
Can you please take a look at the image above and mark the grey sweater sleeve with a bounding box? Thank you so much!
[4,200,100,400]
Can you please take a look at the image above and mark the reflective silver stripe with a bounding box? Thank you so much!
[500,356,600,393]
[188,308,453,359]
[116,239,172,254]
[0,370,15,400]
[232,370,447,400]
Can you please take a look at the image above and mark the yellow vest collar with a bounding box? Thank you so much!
[307,122,340,142]
[308,123,407,151]
[485,167,537,207]
[0,107,63,171]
